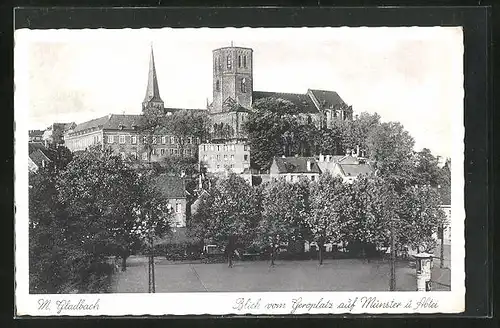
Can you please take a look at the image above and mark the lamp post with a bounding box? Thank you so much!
[389,222,396,291]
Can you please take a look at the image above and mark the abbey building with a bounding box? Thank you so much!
[63,44,353,168]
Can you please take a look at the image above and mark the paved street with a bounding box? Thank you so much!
[111,256,451,293]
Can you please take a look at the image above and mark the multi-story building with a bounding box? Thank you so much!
[42,122,76,147]
[199,142,250,174]
[64,114,200,161]
[29,130,44,143]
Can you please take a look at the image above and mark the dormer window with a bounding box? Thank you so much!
[119,124,125,130]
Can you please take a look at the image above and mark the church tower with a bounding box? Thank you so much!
[142,46,164,112]
[211,45,253,113]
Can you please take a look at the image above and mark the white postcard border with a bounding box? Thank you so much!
[14,27,465,316]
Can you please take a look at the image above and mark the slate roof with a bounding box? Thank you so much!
[143,47,163,103]
[338,163,373,178]
[29,148,57,167]
[28,142,46,155]
[154,174,187,199]
[29,130,44,138]
[253,91,319,114]
[308,89,346,109]
[273,156,322,174]
[69,114,144,134]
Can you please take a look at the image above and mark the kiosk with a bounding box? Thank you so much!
[414,253,434,291]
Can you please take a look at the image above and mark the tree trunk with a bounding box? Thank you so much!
[318,241,324,265]
[270,245,275,267]
[440,225,445,268]
[121,256,127,272]
[227,244,233,268]
[389,224,396,291]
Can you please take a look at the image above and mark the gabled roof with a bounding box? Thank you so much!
[29,142,46,155]
[69,114,144,134]
[308,89,346,109]
[154,174,187,199]
[337,163,373,178]
[253,91,319,114]
[337,155,360,164]
[273,156,322,174]
[29,148,57,167]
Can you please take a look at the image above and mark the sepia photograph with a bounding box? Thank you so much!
[15,26,465,315]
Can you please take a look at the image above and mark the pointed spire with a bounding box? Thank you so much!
[143,45,163,104]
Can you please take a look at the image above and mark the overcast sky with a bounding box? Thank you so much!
[22,27,463,158]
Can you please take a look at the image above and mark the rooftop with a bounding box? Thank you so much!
[273,156,322,174]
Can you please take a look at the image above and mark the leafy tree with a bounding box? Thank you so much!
[201,174,262,267]
[437,158,451,204]
[160,109,210,157]
[56,146,143,271]
[290,124,318,157]
[132,170,174,254]
[414,148,441,187]
[244,97,299,171]
[367,121,415,187]
[29,171,65,293]
[258,178,311,266]
[344,112,381,152]
[340,175,390,257]
[397,185,446,252]
[308,173,347,264]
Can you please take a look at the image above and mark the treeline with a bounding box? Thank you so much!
[244,97,450,183]
[29,146,173,293]
[189,171,448,267]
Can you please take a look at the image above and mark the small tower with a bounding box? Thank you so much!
[211,45,253,114]
[142,46,164,113]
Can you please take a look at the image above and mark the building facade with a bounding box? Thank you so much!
[43,122,76,148]
[64,114,200,161]
[155,174,189,228]
[199,142,250,174]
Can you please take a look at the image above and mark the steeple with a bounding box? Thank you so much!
[142,45,164,112]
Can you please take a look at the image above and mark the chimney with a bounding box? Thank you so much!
[346,148,350,156]
[307,160,312,171]
[319,154,324,162]
[326,155,331,162]
[356,145,360,157]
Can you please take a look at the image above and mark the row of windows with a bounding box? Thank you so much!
[201,144,249,152]
[215,54,249,71]
[215,78,248,93]
[202,154,248,162]
[107,135,200,145]
[122,148,192,160]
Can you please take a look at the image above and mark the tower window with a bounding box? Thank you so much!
[216,80,220,92]
[227,55,232,69]
[238,55,242,68]
[243,55,247,68]
[241,78,247,93]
